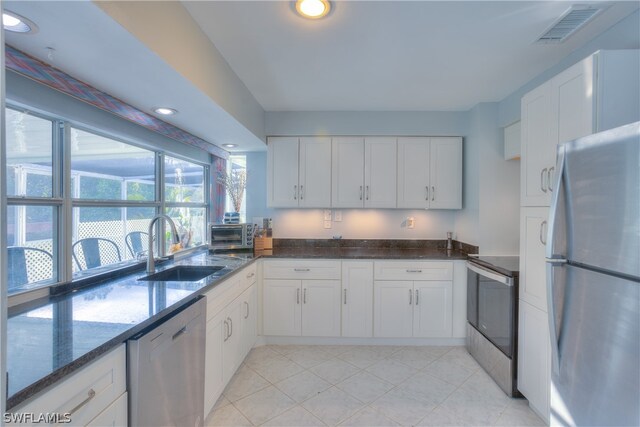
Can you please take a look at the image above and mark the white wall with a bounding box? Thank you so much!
[498,9,640,127]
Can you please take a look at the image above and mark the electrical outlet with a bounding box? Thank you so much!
[324,209,332,221]
[407,217,415,229]
[324,220,332,229]
[334,210,342,222]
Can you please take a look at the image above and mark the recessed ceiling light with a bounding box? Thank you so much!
[153,107,177,116]
[295,0,331,19]
[3,10,38,33]
[223,144,237,148]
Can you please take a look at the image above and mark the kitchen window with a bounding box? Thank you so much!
[4,106,211,298]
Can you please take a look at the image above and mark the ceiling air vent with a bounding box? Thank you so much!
[536,5,605,44]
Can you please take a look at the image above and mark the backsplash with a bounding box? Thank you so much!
[267,209,458,240]
[273,238,479,254]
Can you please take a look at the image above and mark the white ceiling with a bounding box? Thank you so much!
[3,1,266,152]
[184,0,639,111]
[2,1,638,154]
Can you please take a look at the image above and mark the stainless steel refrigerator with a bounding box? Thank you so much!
[546,122,639,426]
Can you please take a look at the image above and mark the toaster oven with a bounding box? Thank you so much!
[209,223,254,250]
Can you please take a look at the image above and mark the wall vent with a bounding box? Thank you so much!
[536,5,605,44]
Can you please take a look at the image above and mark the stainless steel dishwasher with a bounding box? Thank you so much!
[128,296,206,427]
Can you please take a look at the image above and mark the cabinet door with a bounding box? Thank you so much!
[86,392,127,427]
[267,137,299,207]
[552,56,594,145]
[518,299,550,423]
[332,137,365,208]
[342,261,374,337]
[520,207,548,311]
[263,279,301,336]
[521,81,556,207]
[364,137,397,208]
[301,280,342,337]
[240,283,258,357]
[299,137,332,208]
[373,281,413,338]
[223,299,243,385]
[429,137,462,209]
[413,281,453,338]
[397,137,430,208]
[204,310,226,417]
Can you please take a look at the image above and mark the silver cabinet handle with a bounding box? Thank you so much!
[547,167,555,192]
[425,186,429,201]
[432,186,435,201]
[300,184,304,200]
[296,288,300,304]
[366,185,370,200]
[359,185,363,201]
[294,268,310,272]
[244,301,249,319]
[406,269,422,273]
[172,326,187,341]
[303,288,307,304]
[69,389,96,415]
[294,185,298,200]
[540,220,547,245]
[409,289,413,305]
[229,317,233,337]
[415,289,419,305]
[540,168,548,193]
[343,289,347,305]
[247,272,255,279]
[223,320,229,342]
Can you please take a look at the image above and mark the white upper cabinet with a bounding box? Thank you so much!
[364,137,397,208]
[299,137,332,207]
[267,136,331,208]
[397,137,430,208]
[332,137,397,208]
[429,137,462,209]
[332,137,366,208]
[521,81,556,207]
[521,49,640,207]
[397,137,462,209]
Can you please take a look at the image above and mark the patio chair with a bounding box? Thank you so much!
[125,231,149,258]
[72,238,122,270]
[7,246,53,291]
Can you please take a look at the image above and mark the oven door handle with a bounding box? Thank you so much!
[466,262,513,286]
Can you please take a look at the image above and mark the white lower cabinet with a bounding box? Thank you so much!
[518,299,551,423]
[341,261,374,337]
[520,207,549,311]
[373,280,453,338]
[12,345,127,427]
[203,264,259,418]
[413,281,453,338]
[374,281,414,337]
[263,279,341,337]
[86,392,127,427]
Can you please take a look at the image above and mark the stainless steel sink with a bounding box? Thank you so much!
[138,265,224,282]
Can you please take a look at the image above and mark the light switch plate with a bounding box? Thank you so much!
[407,217,415,229]
[324,209,332,221]
[324,220,332,229]
[334,211,342,222]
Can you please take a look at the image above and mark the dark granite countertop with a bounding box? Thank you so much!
[256,246,469,260]
[7,238,477,409]
[6,252,255,410]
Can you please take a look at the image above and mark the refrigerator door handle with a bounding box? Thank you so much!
[546,146,566,259]
[546,260,564,375]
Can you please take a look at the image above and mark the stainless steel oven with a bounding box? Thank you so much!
[466,256,520,397]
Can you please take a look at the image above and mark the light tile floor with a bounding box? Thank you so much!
[205,345,545,427]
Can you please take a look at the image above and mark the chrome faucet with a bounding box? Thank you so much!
[147,214,180,274]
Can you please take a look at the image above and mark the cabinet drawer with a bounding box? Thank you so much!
[374,261,453,281]
[264,260,341,280]
[205,263,257,321]
[14,345,126,426]
[242,263,257,284]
